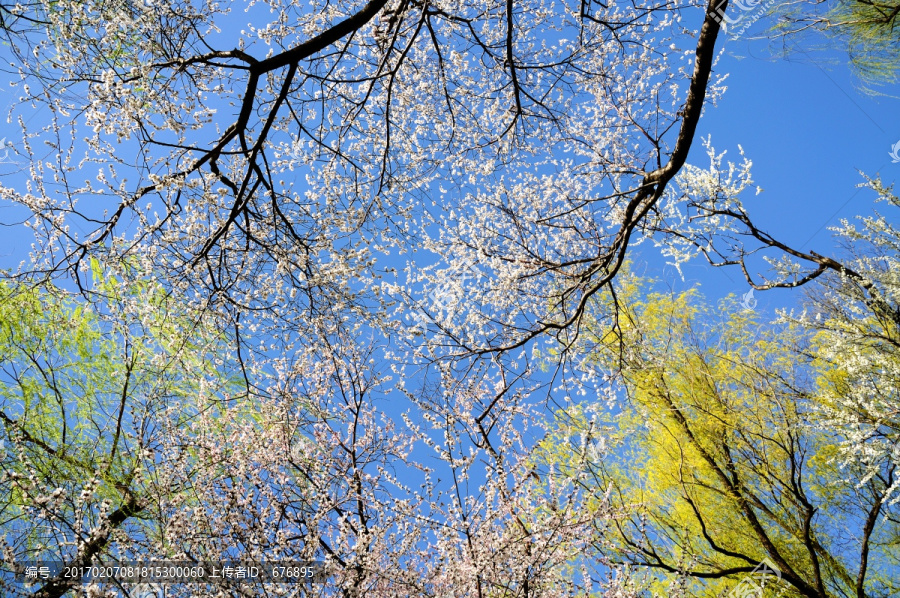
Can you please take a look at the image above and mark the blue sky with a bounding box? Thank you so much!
[637,31,900,315]
[1,8,898,592]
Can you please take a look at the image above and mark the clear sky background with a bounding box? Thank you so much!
[0,9,897,589]
[635,29,900,316]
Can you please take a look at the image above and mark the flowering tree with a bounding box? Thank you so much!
[0,265,625,597]
[654,140,900,501]
[0,0,737,353]
[791,183,900,507]
[15,0,898,595]
[0,1,743,592]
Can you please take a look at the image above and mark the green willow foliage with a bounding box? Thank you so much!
[534,270,899,597]
[0,265,240,595]
[765,0,900,92]
[834,0,900,88]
